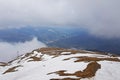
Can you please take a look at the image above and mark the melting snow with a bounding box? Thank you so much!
[0,49,120,80]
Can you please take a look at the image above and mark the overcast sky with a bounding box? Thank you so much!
[0,0,120,38]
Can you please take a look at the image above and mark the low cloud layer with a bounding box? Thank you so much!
[0,0,120,38]
[0,37,47,62]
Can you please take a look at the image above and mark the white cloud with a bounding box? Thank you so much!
[0,37,47,62]
[0,0,120,38]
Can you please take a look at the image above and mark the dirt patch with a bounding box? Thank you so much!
[48,62,101,79]
[3,65,21,74]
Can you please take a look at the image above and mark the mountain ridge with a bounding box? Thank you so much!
[0,47,120,80]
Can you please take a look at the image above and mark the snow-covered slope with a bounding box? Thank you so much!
[0,48,120,80]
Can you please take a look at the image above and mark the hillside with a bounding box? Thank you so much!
[0,47,120,80]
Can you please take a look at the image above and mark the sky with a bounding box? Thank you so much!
[0,37,47,62]
[0,0,120,62]
[0,0,120,38]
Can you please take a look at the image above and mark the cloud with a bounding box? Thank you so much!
[0,0,120,38]
[0,37,47,62]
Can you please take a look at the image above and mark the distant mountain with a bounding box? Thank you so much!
[47,31,120,54]
[0,47,120,80]
[0,27,81,43]
[0,26,120,54]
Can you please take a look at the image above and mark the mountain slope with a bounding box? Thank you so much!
[0,48,120,80]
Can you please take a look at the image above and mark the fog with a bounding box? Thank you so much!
[0,37,47,62]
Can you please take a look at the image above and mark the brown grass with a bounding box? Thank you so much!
[75,61,101,78]
[41,47,120,57]
[74,57,120,62]
[68,50,89,54]
[8,47,119,64]
[40,47,64,51]
[63,56,120,62]
[34,48,90,58]
[94,51,119,57]
[8,52,34,64]
[0,62,7,66]
[39,48,88,54]
[8,58,18,64]
[48,62,101,79]
[37,47,118,57]
[27,56,41,62]
[25,53,32,57]
[3,65,21,74]
[50,77,81,80]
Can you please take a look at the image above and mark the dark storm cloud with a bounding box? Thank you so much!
[0,0,120,38]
